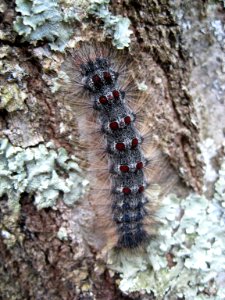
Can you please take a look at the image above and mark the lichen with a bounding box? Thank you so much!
[0,138,88,246]
[88,0,133,49]
[13,0,133,51]
[0,84,27,112]
[0,52,28,112]
[198,138,218,184]
[109,157,225,299]
[211,19,225,45]
[57,226,68,240]
[13,0,79,51]
[137,81,148,92]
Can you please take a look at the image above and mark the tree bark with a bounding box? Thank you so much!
[0,0,224,299]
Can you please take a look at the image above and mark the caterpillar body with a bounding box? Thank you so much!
[62,43,165,250]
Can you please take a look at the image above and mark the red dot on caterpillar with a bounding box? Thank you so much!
[110,121,119,130]
[99,95,108,104]
[122,187,131,195]
[116,142,126,151]
[120,165,130,172]
[131,138,139,148]
[92,74,102,88]
[61,42,167,250]
[136,161,143,170]
[138,185,145,193]
[103,71,112,84]
[124,116,131,125]
[112,90,120,99]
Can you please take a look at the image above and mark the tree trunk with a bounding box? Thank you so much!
[0,0,224,299]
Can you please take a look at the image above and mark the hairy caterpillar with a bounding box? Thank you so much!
[61,42,170,251]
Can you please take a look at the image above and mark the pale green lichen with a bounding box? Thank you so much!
[0,45,10,59]
[0,0,7,13]
[13,0,79,51]
[198,138,218,183]
[0,138,88,245]
[57,226,68,240]
[0,139,88,247]
[0,138,88,210]
[13,0,133,50]
[49,70,70,93]
[109,159,225,299]
[137,81,148,92]
[0,53,28,112]
[112,17,132,49]
[211,19,225,45]
[0,84,27,112]
[88,0,133,49]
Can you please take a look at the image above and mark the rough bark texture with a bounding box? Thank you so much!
[0,0,224,299]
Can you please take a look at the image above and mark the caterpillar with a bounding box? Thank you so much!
[61,42,169,251]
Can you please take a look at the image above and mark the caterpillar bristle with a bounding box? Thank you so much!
[60,41,174,251]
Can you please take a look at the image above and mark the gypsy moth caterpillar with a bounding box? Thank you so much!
[60,42,173,251]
